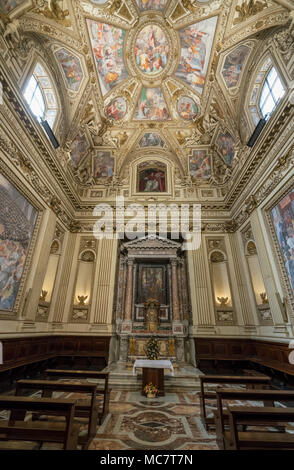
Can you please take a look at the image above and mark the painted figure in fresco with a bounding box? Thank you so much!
[106,98,126,121]
[216,132,235,166]
[175,17,218,94]
[87,20,128,95]
[139,133,164,147]
[222,45,250,89]
[189,150,210,179]
[0,0,24,13]
[178,97,198,121]
[94,152,114,179]
[70,135,88,167]
[135,25,169,75]
[0,175,37,312]
[55,49,83,92]
[135,88,170,121]
[272,190,294,291]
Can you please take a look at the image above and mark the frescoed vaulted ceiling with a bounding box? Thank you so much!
[0,0,293,207]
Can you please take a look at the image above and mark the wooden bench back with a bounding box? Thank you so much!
[216,388,294,438]
[200,374,271,385]
[227,406,294,449]
[199,374,271,427]
[0,396,77,450]
[45,369,109,393]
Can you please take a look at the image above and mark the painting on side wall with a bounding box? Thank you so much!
[271,189,294,291]
[0,0,25,13]
[0,174,38,312]
[87,19,128,96]
[137,162,167,192]
[222,45,250,89]
[189,149,211,179]
[175,16,218,95]
[93,151,114,179]
[136,0,167,11]
[55,48,84,92]
[215,131,235,166]
[70,134,88,167]
[139,133,165,148]
[134,87,170,120]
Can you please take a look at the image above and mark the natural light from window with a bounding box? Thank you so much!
[259,67,285,118]
[24,63,57,128]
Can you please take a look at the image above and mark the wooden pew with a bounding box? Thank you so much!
[226,406,294,449]
[0,396,79,450]
[199,374,271,430]
[215,388,294,449]
[45,369,110,425]
[15,379,98,449]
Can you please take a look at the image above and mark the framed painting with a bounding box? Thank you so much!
[137,162,167,192]
[136,263,168,305]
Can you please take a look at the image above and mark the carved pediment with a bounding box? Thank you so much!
[122,235,181,255]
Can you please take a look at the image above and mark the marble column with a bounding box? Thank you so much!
[171,259,180,321]
[124,259,134,321]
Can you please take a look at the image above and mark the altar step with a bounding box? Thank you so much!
[106,363,202,393]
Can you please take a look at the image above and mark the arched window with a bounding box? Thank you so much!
[23,63,58,128]
[259,67,285,118]
[249,58,285,125]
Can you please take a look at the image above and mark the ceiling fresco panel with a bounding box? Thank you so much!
[0,0,25,13]
[221,44,250,89]
[133,87,171,120]
[175,16,218,95]
[87,19,128,96]
[55,48,84,92]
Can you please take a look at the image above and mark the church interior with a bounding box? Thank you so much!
[0,0,294,452]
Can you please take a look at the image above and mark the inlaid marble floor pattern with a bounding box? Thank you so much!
[1,389,293,450]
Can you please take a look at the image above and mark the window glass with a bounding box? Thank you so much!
[24,63,58,128]
[259,67,285,118]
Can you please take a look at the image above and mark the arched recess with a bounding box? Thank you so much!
[21,55,61,132]
[209,250,234,309]
[242,49,288,133]
[127,152,180,197]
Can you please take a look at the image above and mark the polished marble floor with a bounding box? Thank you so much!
[88,390,219,450]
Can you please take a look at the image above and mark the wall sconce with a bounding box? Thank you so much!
[259,292,268,305]
[217,296,229,307]
[40,290,48,302]
[77,295,89,306]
